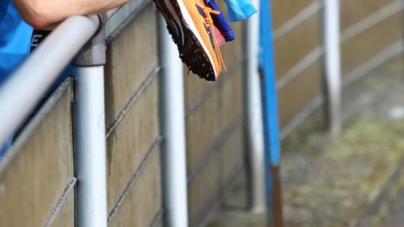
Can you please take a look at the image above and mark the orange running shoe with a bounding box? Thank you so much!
[153,0,226,81]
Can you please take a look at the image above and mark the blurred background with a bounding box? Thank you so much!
[0,0,404,226]
[210,0,404,226]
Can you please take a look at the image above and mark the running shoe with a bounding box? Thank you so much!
[153,0,227,81]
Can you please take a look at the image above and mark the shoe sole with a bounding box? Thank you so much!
[153,0,217,81]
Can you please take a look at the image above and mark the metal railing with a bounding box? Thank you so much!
[0,4,190,226]
[0,14,100,146]
[0,2,269,226]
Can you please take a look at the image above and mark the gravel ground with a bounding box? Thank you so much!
[208,55,404,227]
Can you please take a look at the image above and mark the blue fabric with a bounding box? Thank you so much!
[222,0,257,22]
[0,1,74,155]
[206,0,235,42]
[259,0,280,166]
[0,0,32,154]
[0,136,12,158]
[0,0,33,84]
[259,0,282,215]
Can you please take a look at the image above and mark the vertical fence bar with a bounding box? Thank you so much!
[259,0,284,226]
[74,24,108,227]
[245,0,266,214]
[158,14,189,227]
[323,0,342,137]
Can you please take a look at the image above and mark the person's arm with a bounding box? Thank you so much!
[12,0,131,28]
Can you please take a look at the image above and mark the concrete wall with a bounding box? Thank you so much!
[105,4,163,226]
[184,0,247,224]
[0,0,402,226]
[0,79,75,227]
[272,0,403,137]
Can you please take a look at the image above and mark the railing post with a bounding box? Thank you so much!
[260,0,284,226]
[323,0,342,137]
[245,0,266,214]
[158,14,189,227]
[74,15,108,227]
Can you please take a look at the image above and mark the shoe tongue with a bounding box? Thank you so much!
[213,26,226,46]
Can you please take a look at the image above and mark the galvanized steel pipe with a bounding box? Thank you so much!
[245,0,266,214]
[323,0,342,137]
[74,26,108,227]
[158,14,189,227]
[74,66,108,227]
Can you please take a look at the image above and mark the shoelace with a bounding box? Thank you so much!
[201,5,227,73]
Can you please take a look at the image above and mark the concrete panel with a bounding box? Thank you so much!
[188,123,244,226]
[48,187,75,227]
[340,0,397,30]
[106,77,159,213]
[274,12,321,80]
[188,148,220,226]
[186,69,243,172]
[108,149,162,227]
[341,13,402,75]
[272,0,316,29]
[216,126,245,189]
[105,4,158,128]
[184,18,245,108]
[0,84,74,227]
[277,59,322,128]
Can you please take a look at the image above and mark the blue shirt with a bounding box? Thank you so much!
[0,0,72,157]
[0,0,32,156]
[0,0,33,84]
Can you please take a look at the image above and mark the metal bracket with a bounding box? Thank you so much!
[74,14,107,67]
[95,13,108,38]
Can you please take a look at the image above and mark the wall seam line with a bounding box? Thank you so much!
[43,178,77,227]
[106,66,160,138]
[0,77,73,177]
[341,0,403,42]
[185,57,246,118]
[273,1,321,40]
[107,136,163,223]
[187,116,244,183]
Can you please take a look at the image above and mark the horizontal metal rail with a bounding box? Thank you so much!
[0,15,99,146]
[0,3,190,226]
[0,6,126,149]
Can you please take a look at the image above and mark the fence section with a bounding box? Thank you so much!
[0,79,75,227]
[271,0,404,138]
[104,3,163,226]
[1,0,402,226]
[272,0,323,133]
[341,0,403,84]
[184,1,248,224]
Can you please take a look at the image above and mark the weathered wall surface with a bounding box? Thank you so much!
[272,0,403,134]
[0,80,75,227]
[1,0,401,226]
[105,4,163,226]
[184,1,247,224]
